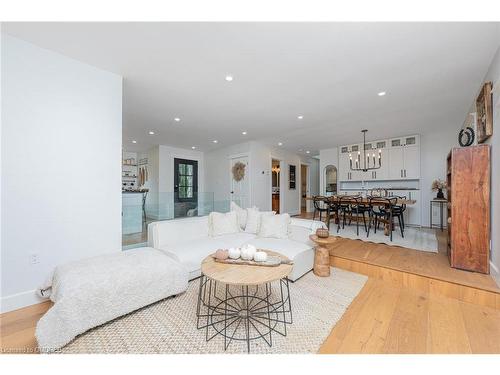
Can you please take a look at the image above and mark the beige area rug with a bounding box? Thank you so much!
[59,268,367,354]
[330,226,438,253]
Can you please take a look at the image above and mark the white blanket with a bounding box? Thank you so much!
[36,247,188,351]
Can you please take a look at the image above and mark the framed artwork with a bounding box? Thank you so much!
[289,165,296,190]
[476,81,493,143]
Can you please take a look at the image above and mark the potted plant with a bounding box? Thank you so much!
[431,179,447,199]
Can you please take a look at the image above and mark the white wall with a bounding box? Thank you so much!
[204,141,318,215]
[142,144,205,219]
[1,35,123,312]
[204,141,251,210]
[419,128,458,227]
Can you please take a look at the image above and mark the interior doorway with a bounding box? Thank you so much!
[271,159,281,213]
[324,165,338,196]
[301,164,309,213]
[174,158,198,218]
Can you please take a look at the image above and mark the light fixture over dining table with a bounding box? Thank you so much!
[349,129,382,172]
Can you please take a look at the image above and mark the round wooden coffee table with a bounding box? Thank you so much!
[196,251,293,353]
[309,234,337,277]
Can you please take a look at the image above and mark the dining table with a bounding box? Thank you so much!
[306,195,417,235]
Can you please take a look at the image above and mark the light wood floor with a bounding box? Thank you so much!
[2,217,500,354]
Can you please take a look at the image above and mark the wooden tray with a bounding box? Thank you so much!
[212,250,293,267]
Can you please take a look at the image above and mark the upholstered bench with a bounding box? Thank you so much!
[35,247,188,351]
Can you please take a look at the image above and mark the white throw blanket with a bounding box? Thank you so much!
[36,247,189,351]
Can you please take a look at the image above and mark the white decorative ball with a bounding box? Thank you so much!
[254,251,268,262]
[228,247,241,259]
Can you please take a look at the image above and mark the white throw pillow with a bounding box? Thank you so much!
[209,211,240,237]
[258,213,291,239]
[230,201,247,230]
[245,209,275,234]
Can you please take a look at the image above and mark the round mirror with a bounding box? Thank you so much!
[325,165,337,195]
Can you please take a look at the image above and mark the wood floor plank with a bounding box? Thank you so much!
[382,288,429,353]
[426,295,472,354]
[330,280,401,353]
[460,302,500,353]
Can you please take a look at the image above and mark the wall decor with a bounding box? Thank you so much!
[476,81,493,143]
[458,126,475,147]
[289,165,296,189]
[232,161,246,182]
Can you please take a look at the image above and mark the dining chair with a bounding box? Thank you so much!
[337,195,353,233]
[348,196,370,236]
[312,195,329,222]
[391,195,406,237]
[367,196,399,241]
[325,195,339,230]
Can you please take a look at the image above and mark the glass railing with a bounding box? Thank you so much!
[122,192,239,249]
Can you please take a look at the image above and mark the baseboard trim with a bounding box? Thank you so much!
[491,261,500,288]
[1,290,48,313]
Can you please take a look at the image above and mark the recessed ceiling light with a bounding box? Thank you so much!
[299,148,303,152]
[148,131,155,135]
[278,142,283,146]
[191,146,196,150]
[306,150,310,154]
[297,115,304,120]
[242,131,247,135]
[174,117,181,122]
[378,91,386,96]
[132,140,137,144]
[225,75,234,82]
[213,140,218,144]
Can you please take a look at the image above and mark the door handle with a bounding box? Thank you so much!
[230,191,234,194]
[400,169,403,178]
[404,169,407,177]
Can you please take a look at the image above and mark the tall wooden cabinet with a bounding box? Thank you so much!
[447,145,490,274]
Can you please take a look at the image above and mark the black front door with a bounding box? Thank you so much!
[174,159,198,217]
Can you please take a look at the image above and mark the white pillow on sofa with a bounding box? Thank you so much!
[209,211,240,237]
[258,213,291,239]
[245,209,275,234]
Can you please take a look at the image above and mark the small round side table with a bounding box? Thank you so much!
[309,234,337,277]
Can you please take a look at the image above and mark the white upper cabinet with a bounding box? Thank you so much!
[389,135,420,179]
[388,147,405,179]
[402,145,419,179]
[338,135,420,182]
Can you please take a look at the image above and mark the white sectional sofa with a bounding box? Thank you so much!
[148,216,326,281]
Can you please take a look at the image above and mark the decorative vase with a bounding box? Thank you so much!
[436,188,445,199]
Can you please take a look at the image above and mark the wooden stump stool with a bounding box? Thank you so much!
[309,234,337,277]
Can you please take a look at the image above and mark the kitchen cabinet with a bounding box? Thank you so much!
[338,135,419,182]
[388,136,420,180]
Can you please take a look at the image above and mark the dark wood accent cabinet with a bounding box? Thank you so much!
[447,145,490,273]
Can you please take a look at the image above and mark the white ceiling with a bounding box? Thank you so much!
[3,22,499,155]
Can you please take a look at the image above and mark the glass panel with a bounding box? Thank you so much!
[364,143,372,150]
[341,146,348,153]
[376,141,386,148]
[179,164,186,175]
[186,164,193,175]
[391,139,401,147]
[405,137,416,145]
[186,187,193,198]
[351,145,359,152]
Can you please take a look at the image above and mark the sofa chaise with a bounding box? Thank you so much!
[147,216,326,281]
